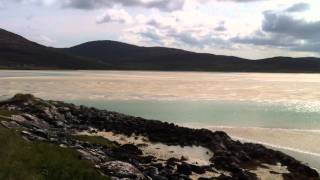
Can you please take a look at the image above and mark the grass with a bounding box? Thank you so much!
[0,108,20,117]
[10,94,36,102]
[0,123,110,180]
[74,135,119,149]
[0,107,22,122]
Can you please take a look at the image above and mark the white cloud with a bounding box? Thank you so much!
[285,2,309,12]
[120,11,231,50]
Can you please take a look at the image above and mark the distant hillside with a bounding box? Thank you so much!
[1,28,320,72]
[0,29,107,69]
[60,41,320,72]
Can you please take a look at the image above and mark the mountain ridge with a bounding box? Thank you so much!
[1,28,320,73]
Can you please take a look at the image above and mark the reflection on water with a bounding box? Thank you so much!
[1,70,320,171]
[1,70,320,103]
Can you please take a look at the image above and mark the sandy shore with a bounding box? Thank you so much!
[78,131,291,180]
[205,126,320,156]
[78,131,213,166]
[183,124,320,171]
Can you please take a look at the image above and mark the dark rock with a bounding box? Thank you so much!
[177,163,192,176]
[1,120,22,129]
[232,170,258,180]
[190,164,206,174]
[214,174,234,180]
[30,129,49,139]
[212,155,242,173]
[150,175,168,180]
[101,161,144,179]
[167,157,179,165]
[140,155,156,164]
[120,144,143,156]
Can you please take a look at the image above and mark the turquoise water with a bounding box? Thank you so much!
[70,99,320,130]
[69,99,320,170]
[0,70,71,78]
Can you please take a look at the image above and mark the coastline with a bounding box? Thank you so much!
[183,125,320,171]
[0,94,319,179]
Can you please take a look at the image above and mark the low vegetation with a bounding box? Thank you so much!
[0,123,109,180]
[0,108,19,117]
[74,135,119,149]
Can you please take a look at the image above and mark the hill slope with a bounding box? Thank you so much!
[61,41,320,72]
[1,28,320,72]
[0,29,107,69]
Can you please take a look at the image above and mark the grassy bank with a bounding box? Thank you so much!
[0,117,109,180]
[74,135,119,149]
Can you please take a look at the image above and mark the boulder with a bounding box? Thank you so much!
[120,144,143,155]
[1,120,22,129]
[177,163,192,176]
[101,161,144,179]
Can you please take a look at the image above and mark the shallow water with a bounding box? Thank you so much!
[1,70,320,103]
[0,70,320,170]
[70,100,320,130]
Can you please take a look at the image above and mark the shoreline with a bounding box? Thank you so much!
[0,94,319,179]
[185,124,320,171]
[201,125,320,155]
[1,69,320,74]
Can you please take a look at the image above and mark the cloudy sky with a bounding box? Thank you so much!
[0,0,319,59]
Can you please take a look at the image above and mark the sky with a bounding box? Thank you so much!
[0,0,319,59]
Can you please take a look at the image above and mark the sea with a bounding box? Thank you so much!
[0,70,319,170]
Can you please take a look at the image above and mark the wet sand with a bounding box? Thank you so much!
[78,131,213,166]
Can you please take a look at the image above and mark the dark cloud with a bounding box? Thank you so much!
[232,10,320,53]
[139,28,164,45]
[62,0,108,9]
[7,0,269,12]
[232,31,298,48]
[167,29,230,49]
[262,11,320,40]
[140,18,230,49]
[291,42,320,52]
[285,2,310,12]
[62,0,185,11]
[96,9,132,24]
[5,0,185,11]
[215,0,267,2]
[147,19,163,27]
[214,21,226,31]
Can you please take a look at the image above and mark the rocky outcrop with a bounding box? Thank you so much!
[0,94,319,180]
[101,161,144,179]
